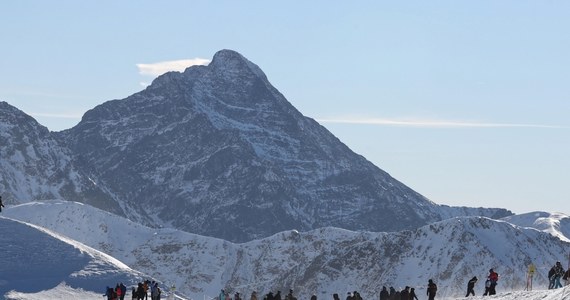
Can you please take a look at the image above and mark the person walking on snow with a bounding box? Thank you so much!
[427,279,437,300]
[487,269,499,295]
[466,276,478,297]
[409,287,419,300]
[553,261,565,289]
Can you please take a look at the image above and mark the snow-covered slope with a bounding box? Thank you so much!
[501,211,570,243]
[0,216,144,299]
[0,101,122,214]
[6,285,570,300]
[4,201,568,300]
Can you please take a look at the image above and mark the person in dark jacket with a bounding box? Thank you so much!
[466,276,478,297]
[137,283,146,300]
[105,286,116,300]
[548,266,556,289]
[553,261,565,289]
[427,279,437,300]
[409,287,419,300]
[400,287,410,300]
[0,196,4,212]
[379,286,389,300]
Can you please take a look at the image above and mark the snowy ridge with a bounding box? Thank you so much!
[4,201,569,300]
[501,211,570,243]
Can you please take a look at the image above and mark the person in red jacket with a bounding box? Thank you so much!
[488,269,499,295]
[116,284,123,300]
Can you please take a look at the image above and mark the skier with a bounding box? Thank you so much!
[466,276,478,297]
[0,196,4,212]
[427,279,437,300]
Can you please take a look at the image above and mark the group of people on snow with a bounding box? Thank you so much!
[105,280,162,300]
[220,289,298,300]
[105,283,127,300]
[548,261,567,289]
[379,285,420,300]
[221,281,431,300]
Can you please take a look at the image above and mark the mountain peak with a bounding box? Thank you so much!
[211,49,246,63]
[207,49,267,81]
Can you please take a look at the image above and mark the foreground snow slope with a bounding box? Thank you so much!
[5,281,570,300]
[0,216,143,298]
[4,201,570,300]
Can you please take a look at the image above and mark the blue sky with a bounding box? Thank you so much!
[1,1,568,214]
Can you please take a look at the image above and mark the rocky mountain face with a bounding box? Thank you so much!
[1,50,511,242]
[0,102,121,213]
[5,202,568,299]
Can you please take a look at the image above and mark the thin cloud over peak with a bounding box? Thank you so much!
[29,112,83,119]
[317,116,567,129]
[136,58,210,77]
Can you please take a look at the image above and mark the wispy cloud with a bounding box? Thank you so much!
[136,58,210,77]
[29,112,82,119]
[317,117,567,129]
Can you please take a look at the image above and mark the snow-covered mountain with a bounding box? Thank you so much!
[501,212,570,243]
[0,215,144,299]
[0,101,123,214]
[1,49,512,242]
[4,201,568,300]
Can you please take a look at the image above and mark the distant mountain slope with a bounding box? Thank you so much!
[5,201,565,299]
[0,216,143,298]
[501,212,570,242]
[49,49,511,242]
[0,101,122,214]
